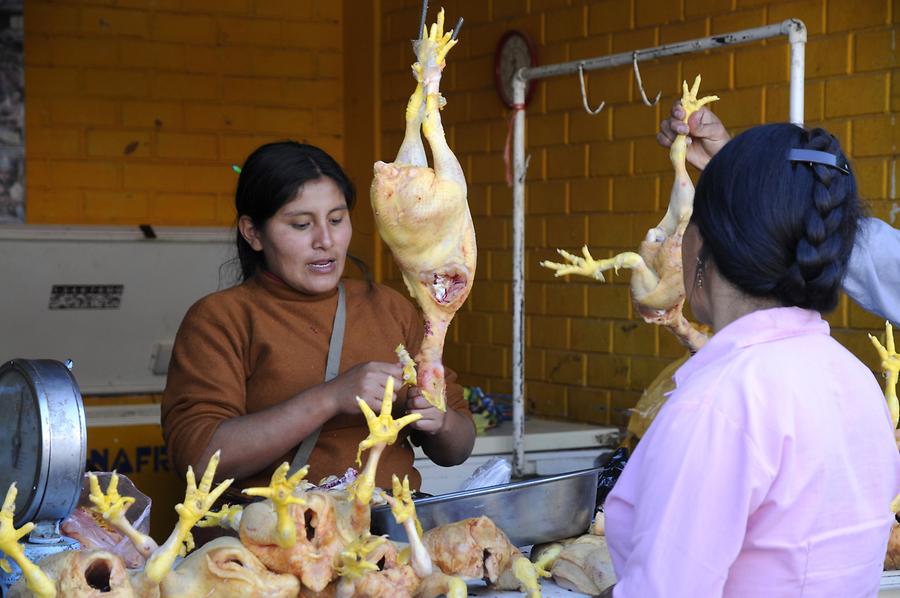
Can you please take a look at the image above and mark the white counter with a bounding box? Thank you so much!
[414,417,619,495]
[414,417,620,459]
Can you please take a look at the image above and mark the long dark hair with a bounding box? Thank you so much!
[233,141,370,284]
[692,123,861,313]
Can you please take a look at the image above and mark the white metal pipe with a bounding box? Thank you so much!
[521,20,804,81]
[511,75,527,478]
[788,20,808,125]
[509,20,806,465]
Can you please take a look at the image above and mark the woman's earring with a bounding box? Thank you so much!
[695,256,704,289]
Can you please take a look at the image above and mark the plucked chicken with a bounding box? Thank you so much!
[5,454,232,598]
[7,549,142,598]
[531,511,615,596]
[541,76,717,353]
[421,516,554,598]
[370,7,476,411]
[203,376,422,594]
[160,537,299,598]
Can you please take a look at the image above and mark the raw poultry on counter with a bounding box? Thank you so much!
[1,374,553,597]
[541,75,717,354]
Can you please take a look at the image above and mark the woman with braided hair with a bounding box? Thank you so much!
[601,123,900,597]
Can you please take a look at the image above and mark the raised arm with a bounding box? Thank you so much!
[845,217,900,325]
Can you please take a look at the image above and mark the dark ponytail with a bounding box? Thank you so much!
[692,123,861,312]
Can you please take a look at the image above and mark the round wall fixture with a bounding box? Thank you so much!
[494,29,538,109]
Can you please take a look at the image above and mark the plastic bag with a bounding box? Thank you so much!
[60,472,151,569]
[459,456,512,491]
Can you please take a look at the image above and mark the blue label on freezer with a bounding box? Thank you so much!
[88,445,169,474]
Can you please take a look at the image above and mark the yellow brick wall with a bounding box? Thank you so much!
[378,0,898,427]
[24,0,342,226]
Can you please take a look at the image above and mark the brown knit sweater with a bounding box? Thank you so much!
[160,274,470,492]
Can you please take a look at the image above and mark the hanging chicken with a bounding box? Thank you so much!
[541,76,717,353]
[370,7,476,411]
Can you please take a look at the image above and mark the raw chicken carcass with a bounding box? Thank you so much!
[160,537,299,598]
[541,76,717,353]
[370,7,476,410]
[531,511,615,596]
[238,485,365,592]
[421,516,554,598]
[211,377,420,592]
[7,549,145,598]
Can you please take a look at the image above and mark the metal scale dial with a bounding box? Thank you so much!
[0,359,87,593]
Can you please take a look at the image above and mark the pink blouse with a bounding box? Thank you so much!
[605,307,900,597]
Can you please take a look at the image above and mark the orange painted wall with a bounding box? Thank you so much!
[378,0,898,427]
[23,0,342,227]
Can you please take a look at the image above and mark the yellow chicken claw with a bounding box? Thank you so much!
[335,534,386,580]
[870,321,900,429]
[243,463,308,549]
[88,472,158,558]
[396,344,418,386]
[385,474,432,578]
[541,246,643,282]
[143,450,232,583]
[349,376,422,505]
[0,484,56,598]
[197,503,243,531]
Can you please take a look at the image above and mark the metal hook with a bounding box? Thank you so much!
[418,0,429,39]
[451,16,464,41]
[577,63,605,116]
[632,52,661,107]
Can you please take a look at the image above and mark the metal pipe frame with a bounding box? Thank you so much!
[509,19,807,477]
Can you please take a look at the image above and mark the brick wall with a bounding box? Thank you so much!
[24,0,342,226]
[378,0,898,427]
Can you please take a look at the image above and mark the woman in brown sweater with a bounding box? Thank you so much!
[161,142,475,494]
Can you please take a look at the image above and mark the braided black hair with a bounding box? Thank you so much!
[691,123,861,313]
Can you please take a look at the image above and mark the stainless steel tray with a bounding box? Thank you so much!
[370,466,601,547]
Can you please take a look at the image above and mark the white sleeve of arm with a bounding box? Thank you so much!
[844,217,900,325]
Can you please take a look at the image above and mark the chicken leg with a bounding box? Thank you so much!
[541,75,717,352]
[144,451,232,584]
[371,8,476,411]
[348,375,422,506]
[0,484,56,598]
[870,321,900,513]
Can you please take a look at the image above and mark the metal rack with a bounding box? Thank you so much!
[507,20,809,475]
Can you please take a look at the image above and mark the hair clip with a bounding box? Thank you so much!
[231,164,242,174]
[787,149,850,175]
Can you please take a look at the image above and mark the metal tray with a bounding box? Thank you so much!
[370,466,601,547]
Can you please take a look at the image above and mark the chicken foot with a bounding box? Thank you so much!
[88,472,158,559]
[243,463,309,549]
[384,475,431,578]
[870,321,900,513]
[144,451,233,584]
[349,375,422,506]
[0,483,56,598]
[870,321,900,429]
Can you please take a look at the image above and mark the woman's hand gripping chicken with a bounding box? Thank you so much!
[370,8,476,411]
[541,76,717,353]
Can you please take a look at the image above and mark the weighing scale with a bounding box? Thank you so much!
[0,359,87,595]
